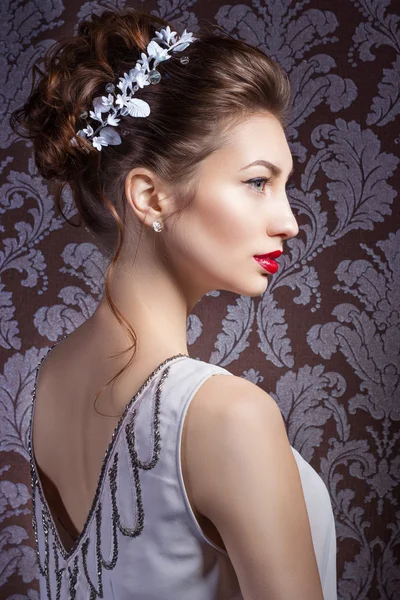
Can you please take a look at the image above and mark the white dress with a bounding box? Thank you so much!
[29,339,338,599]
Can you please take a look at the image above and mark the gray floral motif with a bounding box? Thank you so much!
[362,451,400,515]
[0,525,38,588]
[0,476,39,590]
[303,227,400,599]
[374,519,400,599]
[310,119,399,240]
[59,243,107,295]
[33,243,106,341]
[271,364,347,462]
[0,158,76,350]
[349,0,400,126]
[216,0,340,71]
[308,230,400,421]
[186,313,202,345]
[0,468,31,522]
[321,438,377,599]
[368,55,400,127]
[241,368,264,384]
[0,347,47,457]
[103,0,200,39]
[257,293,294,368]
[2,1,65,149]
[210,295,254,366]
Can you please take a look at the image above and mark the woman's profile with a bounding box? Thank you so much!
[10,6,337,600]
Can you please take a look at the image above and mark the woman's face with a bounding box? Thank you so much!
[164,111,299,299]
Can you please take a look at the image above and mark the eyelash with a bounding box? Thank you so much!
[245,177,296,195]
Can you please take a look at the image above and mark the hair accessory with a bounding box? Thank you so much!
[70,26,197,152]
[152,219,163,232]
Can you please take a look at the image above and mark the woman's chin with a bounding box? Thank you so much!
[229,274,270,297]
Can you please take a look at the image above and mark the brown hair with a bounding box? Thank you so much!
[9,6,292,415]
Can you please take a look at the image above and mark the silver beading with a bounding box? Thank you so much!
[70,25,197,152]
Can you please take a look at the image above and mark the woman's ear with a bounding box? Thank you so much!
[124,167,164,229]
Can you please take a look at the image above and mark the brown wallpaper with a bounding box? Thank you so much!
[1,0,399,598]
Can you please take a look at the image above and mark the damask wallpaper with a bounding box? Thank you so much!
[1,0,399,598]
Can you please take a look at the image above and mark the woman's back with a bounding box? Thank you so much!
[30,330,242,599]
[29,328,337,599]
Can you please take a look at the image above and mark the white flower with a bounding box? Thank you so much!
[170,30,196,52]
[121,67,140,91]
[92,135,108,151]
[157,25,178,45]
[115,92,130,110]
[88,108,104,124]
[117,78,128,95]
[82,124,94,136]
[147,40,171,68]
[137,52,151,71]
[135,70,150,89]
[107,113,120,126]
[100,93,115,109]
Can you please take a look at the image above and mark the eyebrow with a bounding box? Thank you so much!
[240,160,294,179]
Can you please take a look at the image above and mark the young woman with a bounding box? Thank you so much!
[11,7,337,599]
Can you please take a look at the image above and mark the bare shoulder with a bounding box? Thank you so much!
[182,372,324,599]
[184,372,285,508]
[186,374,285,454]
[191,371,282,418]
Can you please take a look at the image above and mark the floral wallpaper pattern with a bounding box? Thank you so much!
[1,0,399,598]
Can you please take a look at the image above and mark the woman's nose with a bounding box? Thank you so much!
[284,208,299,240]
[267,195,299,240]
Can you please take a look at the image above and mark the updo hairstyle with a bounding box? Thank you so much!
[10,7,292,413]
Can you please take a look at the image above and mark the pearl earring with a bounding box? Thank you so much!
[152,219,163,232]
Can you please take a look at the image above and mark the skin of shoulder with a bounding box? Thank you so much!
[183,374,324,600]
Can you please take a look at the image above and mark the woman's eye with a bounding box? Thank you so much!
[245,177,296,195]
[246,177,271,194]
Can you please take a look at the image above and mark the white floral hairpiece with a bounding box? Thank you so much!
[70,25,197,152]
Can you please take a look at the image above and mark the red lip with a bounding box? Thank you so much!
[253,250,282,274]
[254,250,282,259]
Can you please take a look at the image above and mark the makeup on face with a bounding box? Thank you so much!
[245,160,293,275]
[253,250,282,274]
